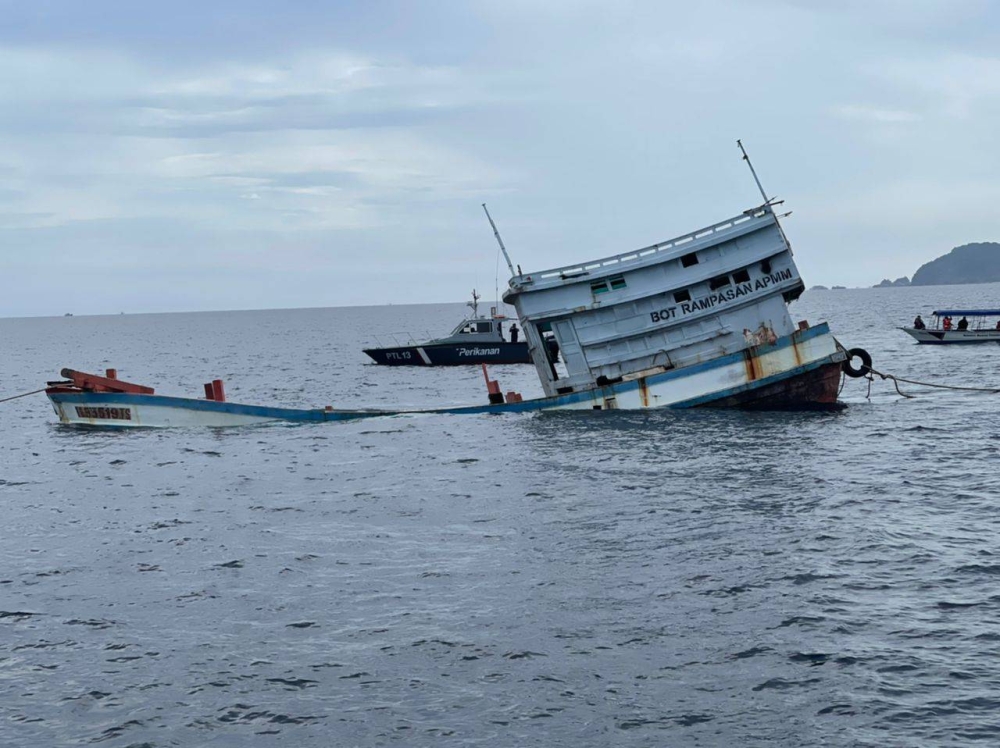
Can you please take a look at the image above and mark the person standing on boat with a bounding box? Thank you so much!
[958,316,969,330]
[943,316,953,331]
[510,324,519,343]
[913,315,926,330]
[545,333,560,362]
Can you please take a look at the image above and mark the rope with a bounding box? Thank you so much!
[867,367,1000,398]
[835,337,1000,399]
[866,369,911,399]
[0,387,48,404]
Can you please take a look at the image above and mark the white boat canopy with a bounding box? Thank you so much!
[932,309,1000,316]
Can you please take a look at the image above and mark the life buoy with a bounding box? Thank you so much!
[843,347,872,378]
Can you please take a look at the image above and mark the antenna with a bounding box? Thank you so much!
[736,139,770,204]
[482,204,517,278]
[468,289,480,318]
[737,139,792,252]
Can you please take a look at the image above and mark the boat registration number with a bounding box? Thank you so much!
[75,406,132,420]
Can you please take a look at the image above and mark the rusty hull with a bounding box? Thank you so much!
[701,359,843,410]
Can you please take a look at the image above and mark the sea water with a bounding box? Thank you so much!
[3,285,1000,747]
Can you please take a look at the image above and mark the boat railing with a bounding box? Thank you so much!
[529,206,770,282]
[372,331,431,347]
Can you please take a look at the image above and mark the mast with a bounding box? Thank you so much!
[736,139,770,204]
[737,139,792,252]
[482,204,517,278]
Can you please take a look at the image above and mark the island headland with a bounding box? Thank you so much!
[874,242,1000,287]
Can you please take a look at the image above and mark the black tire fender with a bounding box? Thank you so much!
[843,347,872,378]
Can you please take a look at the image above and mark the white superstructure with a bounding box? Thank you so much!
[503,203,811,399]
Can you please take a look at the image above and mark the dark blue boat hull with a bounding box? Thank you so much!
[364,342,531,366]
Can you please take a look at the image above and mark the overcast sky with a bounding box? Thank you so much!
[2,0,998,316]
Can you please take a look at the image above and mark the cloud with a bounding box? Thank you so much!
[872,53,1000,119]
[139,52,473,138]
[806,176,1000,231]
[832,105,921,123]
[155,52,409,98]
[3,0,1000,313]
[0,45,516,233]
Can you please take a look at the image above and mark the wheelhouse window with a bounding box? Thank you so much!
[591,275,626,296]
[709,274,731,291]
[681,252,699,268]
[590,280,610,295]
[733,268,751,284]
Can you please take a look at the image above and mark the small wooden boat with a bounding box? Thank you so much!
[44,367,523,428]
[363,290,531,366]
[902,310,1000,344]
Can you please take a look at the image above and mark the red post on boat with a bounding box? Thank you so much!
[203,380,226,401]
[60,368,154,394]
[105,368,117,379]
[481,364,505,405]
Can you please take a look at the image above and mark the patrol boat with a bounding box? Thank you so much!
[363,290,531,366]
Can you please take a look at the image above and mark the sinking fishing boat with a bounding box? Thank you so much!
[44,143,859,427]
[485,141,850,410]
[363,290,531,366]
[902,310,1000,344]
[44,367,513,427]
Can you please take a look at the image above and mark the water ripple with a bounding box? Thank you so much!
[4,292,1000,746]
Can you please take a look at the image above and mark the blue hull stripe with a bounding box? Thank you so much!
[50,323,839,422]
[51,392,339,421]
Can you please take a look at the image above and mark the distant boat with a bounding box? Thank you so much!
[363,290,531,366]
[902,309,1000,344]
[64,313,73,317]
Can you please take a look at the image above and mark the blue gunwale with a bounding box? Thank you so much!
[915,340,1000,345]
[49,323,840,423]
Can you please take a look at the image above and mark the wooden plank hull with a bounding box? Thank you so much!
[46,392,376,428]
[696,359,843,410]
